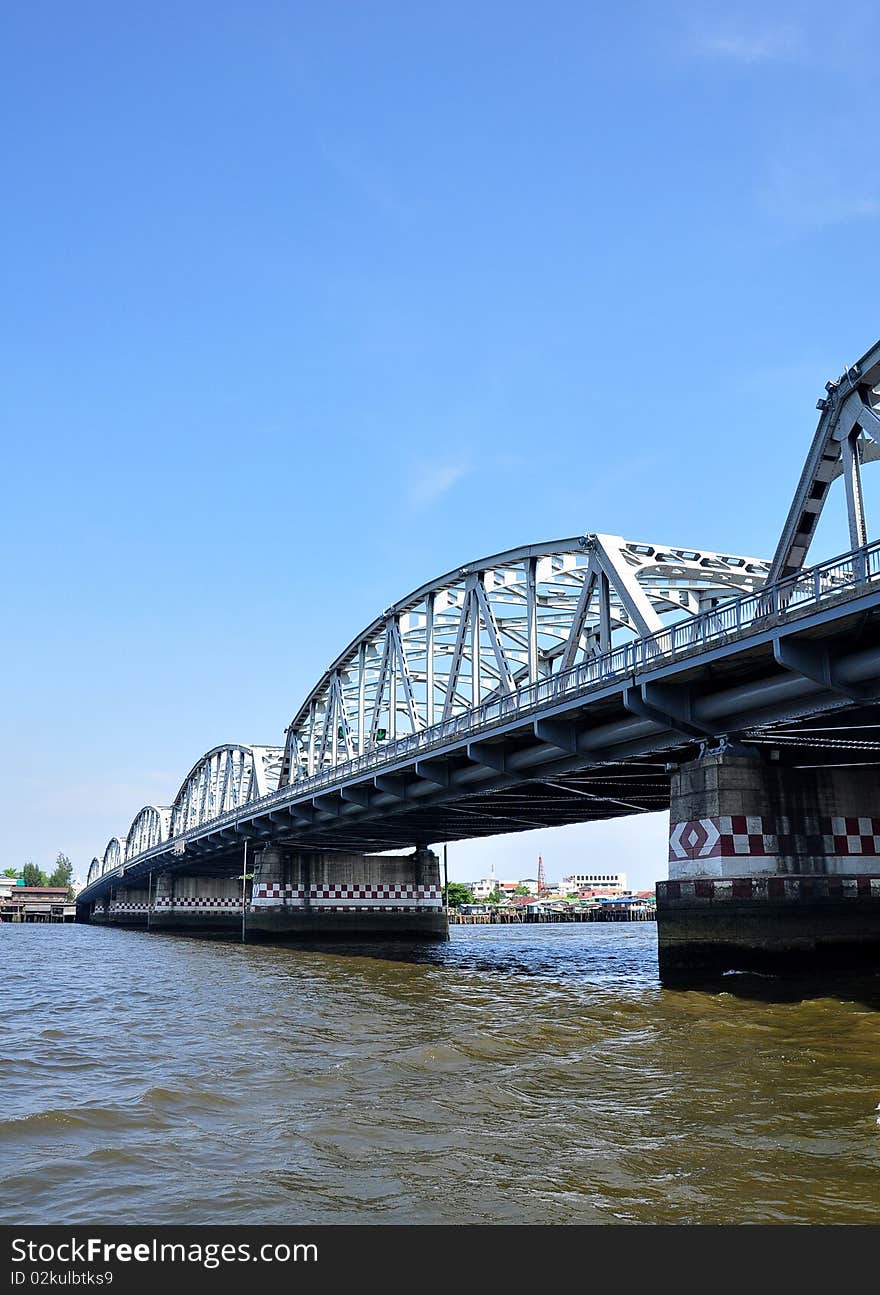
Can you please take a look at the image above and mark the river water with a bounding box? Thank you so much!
[2,922,880,1225]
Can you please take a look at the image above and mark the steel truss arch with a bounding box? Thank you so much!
[281,533,770,784]
[101,837,126,876]
[170,744,283,835]
[771,338,880,580]
[124,806,171,861]
[87,857,101,886]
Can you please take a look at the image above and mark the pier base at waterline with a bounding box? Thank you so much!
[657,747,880,979]
[84,846,448,941]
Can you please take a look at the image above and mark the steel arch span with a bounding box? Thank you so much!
[771,338,880,579]
[281,533,770,784]
[101,837,126,877]
[170,744,283,835]
[124,806,172,861]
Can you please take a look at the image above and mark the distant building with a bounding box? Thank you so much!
[468,876,551,901]
[471,877,518,900]
[562,872,627,893]
[0,886,75,923]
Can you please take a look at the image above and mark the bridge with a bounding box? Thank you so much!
[79,339,880,977]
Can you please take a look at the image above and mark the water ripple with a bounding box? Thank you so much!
[2,922,880,1223]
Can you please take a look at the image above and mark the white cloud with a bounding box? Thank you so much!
[691,21,804,64]
[407,458,472,507]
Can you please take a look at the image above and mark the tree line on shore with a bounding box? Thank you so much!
[4,853,75,898]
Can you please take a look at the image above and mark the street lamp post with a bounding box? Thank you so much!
[238,839,254,944]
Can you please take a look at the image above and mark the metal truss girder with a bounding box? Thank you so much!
[590,535,664,638]
[233,822,263,838]
[472,579,515,694]
[642,681,717,736]
[770,338,880,579]
[466,739,508,771]
[340,785,372,806]
[559,562,600,671]
[441,582,476,722]
[532,718,579,753]
[311,794,340,817]
[374,774,408,799]
[280,530,768,785]
[169,744,283,836]
[124,805,171,862]
[413,757,451,786]
[390,619,422,732]
[772,634,875,703]
[623,683,712,738]
[832,389,880,445]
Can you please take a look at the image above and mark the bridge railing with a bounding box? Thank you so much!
[85,539,880,890]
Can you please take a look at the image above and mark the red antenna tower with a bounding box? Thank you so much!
[537,854,546,895]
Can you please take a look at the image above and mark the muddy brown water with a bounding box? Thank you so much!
[2,922,880,1223]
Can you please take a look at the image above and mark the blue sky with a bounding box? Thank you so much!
[2,1,878,889]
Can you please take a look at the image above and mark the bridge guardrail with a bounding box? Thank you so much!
[87,540,880,889]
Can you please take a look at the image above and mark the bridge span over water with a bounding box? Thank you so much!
[79,340,880,978]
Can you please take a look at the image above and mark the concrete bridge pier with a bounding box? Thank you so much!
[88,883,151,925]
[148,869,242,930]
[657,744,880,978]
[248,843,447,940]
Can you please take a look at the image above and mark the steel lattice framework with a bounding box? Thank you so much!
[99,836,126,880]
[280,534,770,784]
[771,339,880,579]
[125,806,172,861]
[170,744,283,836]
[90,745,283,882]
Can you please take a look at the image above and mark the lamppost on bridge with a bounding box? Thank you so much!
[236,839,254,944]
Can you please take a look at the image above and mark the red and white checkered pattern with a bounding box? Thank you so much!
[825,817,880,856]
[670,816,880,863]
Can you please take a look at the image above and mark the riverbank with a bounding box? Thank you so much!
[449,905,656,923]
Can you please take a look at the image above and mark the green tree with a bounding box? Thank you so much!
[2,868,19,879]
[513,884,530,895]
[48,853,73,891]
[484,888,501,904]
[22,862,47,887]
[444,882,474,908]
